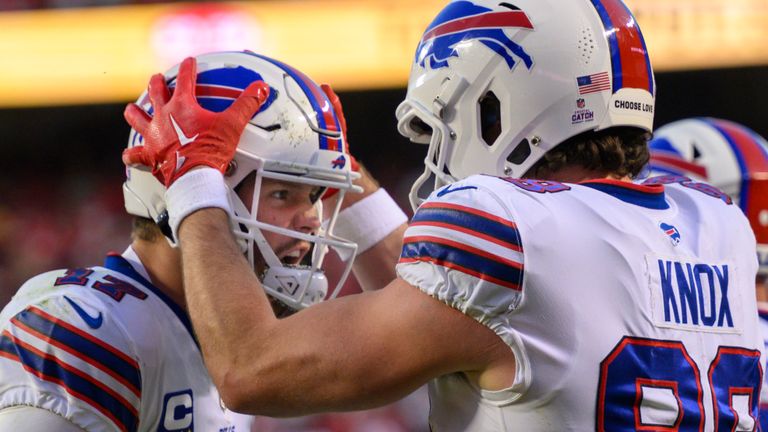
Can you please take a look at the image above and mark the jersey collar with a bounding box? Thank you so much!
[580,178,669,210]
[104,250,198,346]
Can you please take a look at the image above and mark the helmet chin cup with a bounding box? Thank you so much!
[262,266,329,310]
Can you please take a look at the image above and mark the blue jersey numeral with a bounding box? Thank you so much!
[502,178,571,193]
[597,336,761,431]
[54,268,148,302]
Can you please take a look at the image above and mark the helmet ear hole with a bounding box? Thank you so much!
[691,141,702,159]
[480,91,501,146]
[410,117,433,136]
[507,139,532,166]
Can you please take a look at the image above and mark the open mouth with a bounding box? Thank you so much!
[278,244,310,266]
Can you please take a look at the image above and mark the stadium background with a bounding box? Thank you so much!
[0,0,767,430]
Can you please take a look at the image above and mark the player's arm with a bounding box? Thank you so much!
[320,84,408,291]
[178,207,514,416]
[0,406,86,432]
[325,162,407,291]
[124,58,513,415]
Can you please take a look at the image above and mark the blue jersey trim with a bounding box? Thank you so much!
[581,181,669,210]
[103,254,197,347]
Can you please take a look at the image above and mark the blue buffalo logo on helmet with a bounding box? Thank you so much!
[182,66,278,115]
[331,155,347,169]
[660,222,681,246]
[415,1,534,70]
[135,66,278,118]
[130,66,279,150]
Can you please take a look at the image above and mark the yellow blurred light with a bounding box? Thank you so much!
[0,0,766,107]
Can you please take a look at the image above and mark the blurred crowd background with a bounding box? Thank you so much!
[1,0,768,430]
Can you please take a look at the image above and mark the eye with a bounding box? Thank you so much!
[269,189,289,200]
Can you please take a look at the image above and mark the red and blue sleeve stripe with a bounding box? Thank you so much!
[401,202,524,290]
[0,330,138,432]
[411,202,523,252]
[245,52,342,152]
[400,235,523,291]
[589,0,654,95]
[12,307,141,395]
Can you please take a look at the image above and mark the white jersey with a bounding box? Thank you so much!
[758,303,768,431]
[397,174,764,431]
[0,248,253,432]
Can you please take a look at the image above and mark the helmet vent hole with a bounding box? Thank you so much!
[507,139,531,166]
[480,91,501,146]
[691,142,702,159]
[578,27,596,65]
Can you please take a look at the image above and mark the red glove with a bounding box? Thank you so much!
[122,57,270,187]
[320,84,359,200]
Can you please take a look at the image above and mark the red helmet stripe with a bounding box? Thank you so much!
[590,0,653,94]
[194,85,243,99]
[649,154,708,179]
[421,11,533,42]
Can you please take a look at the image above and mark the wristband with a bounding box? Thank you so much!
[165,167,232,241]
[331,188,408,260]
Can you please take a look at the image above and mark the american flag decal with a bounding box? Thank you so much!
[577,72,611,95]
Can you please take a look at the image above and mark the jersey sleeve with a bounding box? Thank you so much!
[396,177,525,345]
[0,271,142,432]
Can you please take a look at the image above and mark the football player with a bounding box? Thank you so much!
[0,51,407,431]
[648,117,768,431]
[126,1,764,431]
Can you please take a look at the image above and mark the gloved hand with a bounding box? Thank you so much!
[122,57,270,187]
[320,84,359,200]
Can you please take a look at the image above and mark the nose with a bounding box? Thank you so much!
[293,204,321,235]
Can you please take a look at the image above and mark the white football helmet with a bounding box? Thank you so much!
[396,0,656,209]
[123,51,362,310]
[648,117,768,276]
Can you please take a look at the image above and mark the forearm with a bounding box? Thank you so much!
[177,208,277,391]
[328,164,409,291]
[352,223,406,290]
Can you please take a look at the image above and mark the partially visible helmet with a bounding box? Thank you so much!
[396,0,655,209]
[648,117,768,275]
[123,51,361,310]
